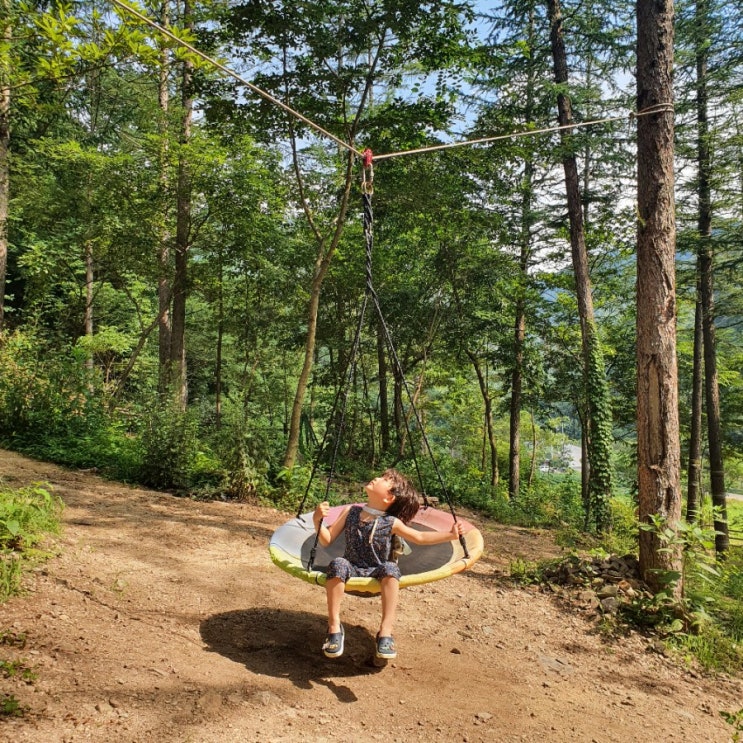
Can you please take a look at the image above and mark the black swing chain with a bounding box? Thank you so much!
[303,150,468,570]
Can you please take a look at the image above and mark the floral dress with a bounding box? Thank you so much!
[326,505,402,582]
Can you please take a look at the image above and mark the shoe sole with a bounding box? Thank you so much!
[375,638,396,660]
[375,651,397,660]
[374,649,397,660]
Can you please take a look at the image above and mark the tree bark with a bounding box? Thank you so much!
[528,411,537,489]
[508,7,537,502]
[393,368,403,453]
[215,250,224,430]
[547,0,613,531]
[85,240,94,370]
[169,0,193,411]
[377,317,390,454]
[636,0,683,595]
[468,350,499,488]
[509,306,524,499]
[157,0,172,391]
[686,278,703,522]
[580,413,589,521]
[695,0,728,555]
[0,1,10,332]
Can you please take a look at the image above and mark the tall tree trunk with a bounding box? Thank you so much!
[527,411,537,489]
[360,358,376,463]
[215,249,224,430]
[467,350,499,488]
[686,274,703,522]
[282,151,355,469]
[157,0,172,391]
[393,370,403,453]
[83,60,102,371]
[84,240,94,370]
[580,411,589,522]
[282,242,337,468]
[509,306,524,499]
[636,0,682,596]
[0,1,10,332]
[377,317,390,454]
[508,7,537,502]
[169,0,193,411]
[700,252,728,554]
[695,0,728,555]
[547,0,614,531]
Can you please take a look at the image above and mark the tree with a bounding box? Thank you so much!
[685,269,704,521]
[675,0,741,546]
[0,0,9,331]
[507,4,540,503]
[474,0,555,500]
[156,0,172,391]
[211,1,474,470]
[636,0,682,596]
[546,0,614,532]
[0,0,58,331]
[167,0,194,410]
[693,0,729,554]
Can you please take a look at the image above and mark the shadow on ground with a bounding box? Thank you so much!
[200,608,384,699]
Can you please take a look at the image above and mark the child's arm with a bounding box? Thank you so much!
[391,518,464,545]
[312,502,351,547]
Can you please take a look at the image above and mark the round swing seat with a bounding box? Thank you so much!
[269,504,484,595]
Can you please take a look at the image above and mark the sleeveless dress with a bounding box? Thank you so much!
[326,505,402,582]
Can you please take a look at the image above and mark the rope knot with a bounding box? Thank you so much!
[361,148,374,195]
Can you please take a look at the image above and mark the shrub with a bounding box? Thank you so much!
[138,401,201,491]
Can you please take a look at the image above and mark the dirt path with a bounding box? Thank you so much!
[1,449,740,743]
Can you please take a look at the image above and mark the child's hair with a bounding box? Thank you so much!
[382,468,420,524]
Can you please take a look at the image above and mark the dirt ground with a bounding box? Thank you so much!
[1,449,741,743]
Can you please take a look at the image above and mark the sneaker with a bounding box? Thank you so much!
[323,625,344,658]
[375,634,397,660]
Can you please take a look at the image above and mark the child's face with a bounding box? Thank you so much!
[365,476,395,508]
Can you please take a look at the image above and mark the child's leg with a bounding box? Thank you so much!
[378,576,399,637]
[325,558,352,633]
[326,577,345,632]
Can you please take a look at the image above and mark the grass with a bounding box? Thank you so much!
[720,707,743,742]
[0,484,63,602]
[0,694,25,717]
[729,499,743,547]
[0,488,61,721]
[0,659,37,683]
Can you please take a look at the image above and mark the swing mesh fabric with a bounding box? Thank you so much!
[269,504,484,594]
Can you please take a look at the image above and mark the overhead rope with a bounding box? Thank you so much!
[109,0,362,158]
[373,103,676,161]
[111,0,672,164]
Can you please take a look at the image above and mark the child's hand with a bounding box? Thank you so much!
[314,501,330,527]
[450,521,464,539]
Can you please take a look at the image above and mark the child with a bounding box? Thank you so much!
[313,468,463,661]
